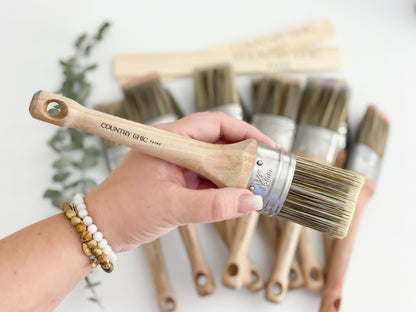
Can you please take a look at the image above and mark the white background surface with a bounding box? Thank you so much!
[0,0,415,311]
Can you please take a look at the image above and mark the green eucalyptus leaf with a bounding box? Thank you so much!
[63,179,81,190]
[75,33,87,49]
[76,83,91,105]
[53,171,70,182]
[68,128,84,149]
[95,21,110,41]
[85,281,101,288]
[81,178,97,192]
[84,44,92,56]
[81,153,98,167]
[52,158,73,169]
[50,194,66,209]
[43,189,62,199]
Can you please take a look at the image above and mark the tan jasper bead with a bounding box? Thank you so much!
[70,217,81,226]
[81,231,93,241]
[92,247,103,257]
[87,239,98,250]
[102,262,113,273]
[96,253,108,264]
[75,223,87,233]
[82,243,92,256]
[65,210,76,219]
[61,202,72,213]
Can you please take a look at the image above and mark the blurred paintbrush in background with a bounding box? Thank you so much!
[193,63,264,292]
[95,98,179,312]
[320,105,389,312]
[123,74,216,297]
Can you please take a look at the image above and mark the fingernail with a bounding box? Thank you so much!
[237,194,263,213]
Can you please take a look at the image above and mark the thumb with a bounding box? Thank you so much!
[172,187,263,224]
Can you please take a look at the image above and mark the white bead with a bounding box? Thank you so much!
[83,216,93,226]
[108,252,117,262]
[88,224,97,234]
[93,231,103,241]
[78,208,88,218]
[74,193,84,205]
[98,239,108,249]
[77,203,86,210]
[102,245,112,254]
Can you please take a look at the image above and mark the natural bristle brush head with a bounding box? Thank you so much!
[251,75,302,150]
[193,63,244,119]
[122,75,178,125]
[298,78,349,131]
[252,75,301,121]
[354,105,389,158]
[347,105,390,182]
[279,156,363,238]
[247,144,363,238]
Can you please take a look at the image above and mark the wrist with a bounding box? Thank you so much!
[84,187,124,253]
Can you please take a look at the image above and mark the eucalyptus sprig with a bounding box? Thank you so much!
[43,21,111,308]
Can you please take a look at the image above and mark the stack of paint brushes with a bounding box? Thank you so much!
[73,67,389,312]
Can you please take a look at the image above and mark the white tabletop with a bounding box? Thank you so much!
[0,0,414,311]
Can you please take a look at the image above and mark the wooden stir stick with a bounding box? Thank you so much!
[143,240,179,312]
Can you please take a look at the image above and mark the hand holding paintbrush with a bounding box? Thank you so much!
[29,88,363,245]
[320,105,389,312]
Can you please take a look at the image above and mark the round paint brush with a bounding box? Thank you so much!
[29,89,363,242]
[225,75,303,291]
[123,75,216,297]
[320,105,389,312]
[266,78,350,302]
[193,63,262,291]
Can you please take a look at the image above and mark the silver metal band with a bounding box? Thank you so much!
[246,144,296,216]
[207,103,243,120]
[146,114,178,127]
[292,124,341,165]
[251,114,297,151]
[347,144,381,182]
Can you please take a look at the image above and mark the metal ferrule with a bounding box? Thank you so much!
[146,114,178,127]
[247,144,296,216]
[207,103,243,120]
[251,113,297,151]
[292,124,341,165]
[347,144,381,182]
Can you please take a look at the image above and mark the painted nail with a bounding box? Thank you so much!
[237,194,263,213]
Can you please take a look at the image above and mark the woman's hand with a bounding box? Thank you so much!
[85,112,276,252]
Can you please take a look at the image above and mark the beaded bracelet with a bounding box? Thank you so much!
[61,193,117,273]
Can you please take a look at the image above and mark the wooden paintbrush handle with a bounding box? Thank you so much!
[299,228,324,292]
[260,215,304,290]
[29,91,257,189]
[214,221,264,292]
[178,224,215,296]
[323,234,335,275]
[222,212,260,289]
[320,180,374,312]
[143,240,179,312]
[265,221,302,303]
